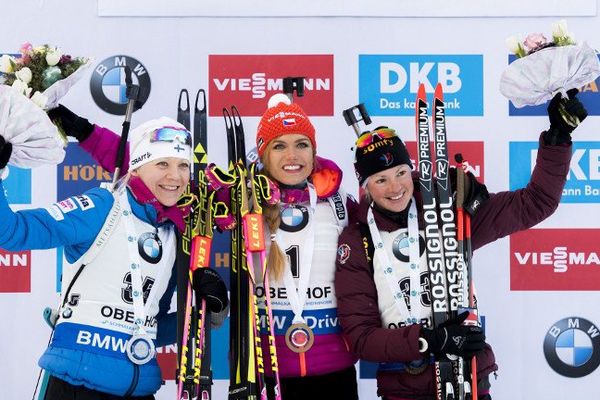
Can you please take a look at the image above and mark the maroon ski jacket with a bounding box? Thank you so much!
[335,135,572,399]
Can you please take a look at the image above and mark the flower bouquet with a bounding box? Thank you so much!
[499,20,600,108]
[0,43,91,168]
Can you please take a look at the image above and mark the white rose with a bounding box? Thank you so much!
[15,67,33,84]
[11,79,29,95]
[31,91,48,108]
[505,36,521,53]
[0,54,16,73]
[552,19,568,39]
[46,48,62,66]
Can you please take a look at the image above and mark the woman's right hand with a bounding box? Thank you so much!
[0,135,12,170]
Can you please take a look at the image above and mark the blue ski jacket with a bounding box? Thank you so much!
[0,180,177,397]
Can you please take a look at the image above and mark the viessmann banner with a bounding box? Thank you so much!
[208,54,334,117]
[510,228,600,290]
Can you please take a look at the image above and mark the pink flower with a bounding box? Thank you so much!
[59,54,72,65]
[523,33,548,52]
[19,42,33,55]
[18,42,33,64]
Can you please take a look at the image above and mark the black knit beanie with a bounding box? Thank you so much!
[353,127,413,185]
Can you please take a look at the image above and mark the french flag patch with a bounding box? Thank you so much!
[283,118,296,126]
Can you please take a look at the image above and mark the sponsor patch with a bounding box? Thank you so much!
[57,199,78,213]
[74,195,95,211]
[337,243,351,264]
[45,205,65,221]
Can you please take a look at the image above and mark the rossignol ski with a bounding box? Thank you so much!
[415,83,457,400]
[416,83,478,400]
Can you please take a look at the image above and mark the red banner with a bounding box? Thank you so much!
[209,55,334,116]
[510,229,600,290]
[0,250,31,293]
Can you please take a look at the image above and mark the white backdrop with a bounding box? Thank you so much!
[1,1,600,399]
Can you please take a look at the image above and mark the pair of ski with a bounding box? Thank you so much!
[176,89,214,400]
[416,83,479,400]
[224,107,281,400]
[227,77,305,400]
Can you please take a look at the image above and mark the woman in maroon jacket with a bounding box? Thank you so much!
[334,91,587,400]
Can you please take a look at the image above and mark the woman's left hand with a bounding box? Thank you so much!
[192,268,229,313]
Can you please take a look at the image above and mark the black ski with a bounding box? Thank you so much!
[226,106,257,400]
[415,83,456,400]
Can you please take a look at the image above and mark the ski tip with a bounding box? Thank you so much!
[417,83,426,100]
[434,83,443,100]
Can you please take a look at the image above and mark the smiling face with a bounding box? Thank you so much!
[365,164,414,213]
[131,157,190,206]
[262,133,315,186]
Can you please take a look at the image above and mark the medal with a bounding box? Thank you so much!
[404,359,428,375]
[126,332,155,365]
[285,322,314,353]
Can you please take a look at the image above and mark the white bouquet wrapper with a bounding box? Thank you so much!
[0,84,65,168]
[500,42,600,108]
[43,58,93,110]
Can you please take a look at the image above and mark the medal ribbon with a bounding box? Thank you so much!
[367,199,422,325]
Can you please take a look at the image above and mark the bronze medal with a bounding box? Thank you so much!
[284,322,314,353]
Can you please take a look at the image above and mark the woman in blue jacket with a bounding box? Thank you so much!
[0,117,227,399]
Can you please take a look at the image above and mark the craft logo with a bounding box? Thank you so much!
[510,141,600,203]
[57,143,111,199]
[508,54,600,116]
[3,166,32,204]
[405,141,485,181]
[359,55,483,116]
[208,55,334,116]
[544,317,600,378]
[510,229,600,290]
[90,55,151,115]
[0,249,31,293]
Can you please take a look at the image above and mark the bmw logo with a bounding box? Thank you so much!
[392,232,425,262]
[544,317,600,377]
[279,205,309,232]
[90,55,151,115]
[138,232,162,264]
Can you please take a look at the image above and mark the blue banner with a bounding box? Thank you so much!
[359,54,484,116]
[510,141,600,203]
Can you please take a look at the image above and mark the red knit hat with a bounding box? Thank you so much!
[256,94,316,157]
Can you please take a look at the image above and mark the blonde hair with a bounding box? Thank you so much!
[261,146,286,281]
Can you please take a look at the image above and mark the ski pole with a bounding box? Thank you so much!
[455,153,478,400]
[111,66,140,189]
